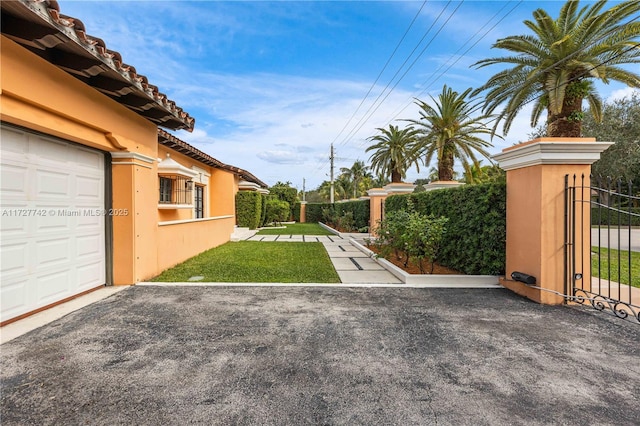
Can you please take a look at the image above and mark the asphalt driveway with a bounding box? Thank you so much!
[1,286,638,425]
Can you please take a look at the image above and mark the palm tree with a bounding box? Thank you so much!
[366,125,421,183]
[339,160,371,198]
[473,0,640,138]
[406,85,495,182]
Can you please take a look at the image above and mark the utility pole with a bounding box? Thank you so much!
[330,144,335,204]
[302,178,306,202]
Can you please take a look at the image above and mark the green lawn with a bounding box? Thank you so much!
[152,241,340,283]
[591,247,640,288]
[257,222,334,235]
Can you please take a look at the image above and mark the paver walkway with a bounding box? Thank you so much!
[244,233,402,284]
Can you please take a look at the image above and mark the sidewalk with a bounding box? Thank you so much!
[244,234,402,284]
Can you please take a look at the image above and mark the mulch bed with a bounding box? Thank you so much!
[367,245,461,275]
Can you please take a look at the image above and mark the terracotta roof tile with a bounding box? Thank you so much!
[158,129,268,189]
[1,0,195,132]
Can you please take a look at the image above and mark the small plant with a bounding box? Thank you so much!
[336,211,356,232]
[404,213,448,273]
[371,197,448,273]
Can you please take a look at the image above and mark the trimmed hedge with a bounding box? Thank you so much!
[260,193,268,227]
[235,191,262,230]
[334,199,370,230]
[306,203,325,223]
[591,207,640,226]
[384,182,506,275]
[270,186,298,220]
[304,199,370,231]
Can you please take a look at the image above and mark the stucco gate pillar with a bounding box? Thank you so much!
[300,201,307,223]
[367,183,416,237]
[493,138,613,305]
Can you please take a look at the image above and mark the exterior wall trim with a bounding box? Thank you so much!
[494,141,613,171]
[111,151,156,164]
[158,215,234,226]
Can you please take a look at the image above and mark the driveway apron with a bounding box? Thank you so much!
[1,286,638,425]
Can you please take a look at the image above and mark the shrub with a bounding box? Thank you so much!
[259,193,268,227]
[293,202,302,222]
[591,207,640,226]
[236,191,262,230]
[270,185,298,220]
[265,197,290,225]
[309,199,370,231]
[385,182,506,275]
[404,212,448,273]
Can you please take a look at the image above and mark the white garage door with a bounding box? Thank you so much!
[1,125,106,323]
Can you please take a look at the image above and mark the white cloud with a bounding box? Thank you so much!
[607,87,640,102]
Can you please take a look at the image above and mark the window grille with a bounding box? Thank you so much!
[195,185,204,218]
[158,175,193,205]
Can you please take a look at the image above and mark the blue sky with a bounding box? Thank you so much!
[60,0,639,190]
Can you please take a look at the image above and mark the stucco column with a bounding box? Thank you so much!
[300,201,307,223]
[367,188,388,237]
[494,138,613,304]
[367,183,416,236]
[111,152,158,285]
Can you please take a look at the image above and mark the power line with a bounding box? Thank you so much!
[326,0,429,150]
[335,1,464,150]
[376,0,523,135]
[313,0,434,175]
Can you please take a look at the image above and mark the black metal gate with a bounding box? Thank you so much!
[565,174,639,323]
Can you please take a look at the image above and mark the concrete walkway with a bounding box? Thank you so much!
[245,234,402,284]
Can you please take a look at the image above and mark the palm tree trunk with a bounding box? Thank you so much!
[547,96,583,137]
[390,160,402,183]
[438,150,455,181]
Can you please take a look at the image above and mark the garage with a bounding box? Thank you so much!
[0,124,107,324]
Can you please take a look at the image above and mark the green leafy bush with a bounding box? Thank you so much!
[265,197,290,225]
[259,193,268,227]
[293,202,302,222]
[371,200,448,273]
[269,185,298,220]
[308,199,370,231]
[235,191,262,230]
[591,207,640,226]
[385,182,506,275]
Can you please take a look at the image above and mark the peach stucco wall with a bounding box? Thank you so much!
[157,217,235,273]
[500,157,594,304]
[1,37,239,285]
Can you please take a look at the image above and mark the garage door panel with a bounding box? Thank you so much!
[0,127,28,155]
[1,125,106,323]
[33,212,72,233]
[0,206,30,236]
[76,176,103,200]
[1,278,29,319]
[36,238,71,269]
[1,242,29,275]
[35,169,72,198]
[77,262,105,290]
[75,213,103,230]
[75,148,105,172]
[76,234,103,259]
[36,270,71,304]
[31,137,72,164]
[0,163,29,196]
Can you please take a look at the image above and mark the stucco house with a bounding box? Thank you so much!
[0,0,267,324]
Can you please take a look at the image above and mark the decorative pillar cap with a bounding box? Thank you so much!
[383,182,416,194]
[424,181,464,191]
[493,138,613,171]
[367,188,388,197]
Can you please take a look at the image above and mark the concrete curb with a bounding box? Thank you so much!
[349,238,501,288]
